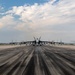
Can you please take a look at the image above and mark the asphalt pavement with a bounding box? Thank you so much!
[0,45,75,75]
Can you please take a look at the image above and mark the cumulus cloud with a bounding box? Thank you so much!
[0,15,17,29]
[5,0,75,30]
[0,0,75,42]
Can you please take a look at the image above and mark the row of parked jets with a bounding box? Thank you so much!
[9,37,64,46]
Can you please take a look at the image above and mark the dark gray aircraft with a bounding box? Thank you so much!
[30,37,64,46]
[9,37,64,46]
[31,37,42,46]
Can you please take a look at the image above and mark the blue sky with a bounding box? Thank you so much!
[0,0,75,43]
[0,0,49,9]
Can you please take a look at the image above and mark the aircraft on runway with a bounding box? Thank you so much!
[9,37,64,46]
[18,37,56,46]
[32,37,42,46]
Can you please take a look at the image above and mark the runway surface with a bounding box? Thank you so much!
[0,45,75,75]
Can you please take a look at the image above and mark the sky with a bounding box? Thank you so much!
[0,0,75,43]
